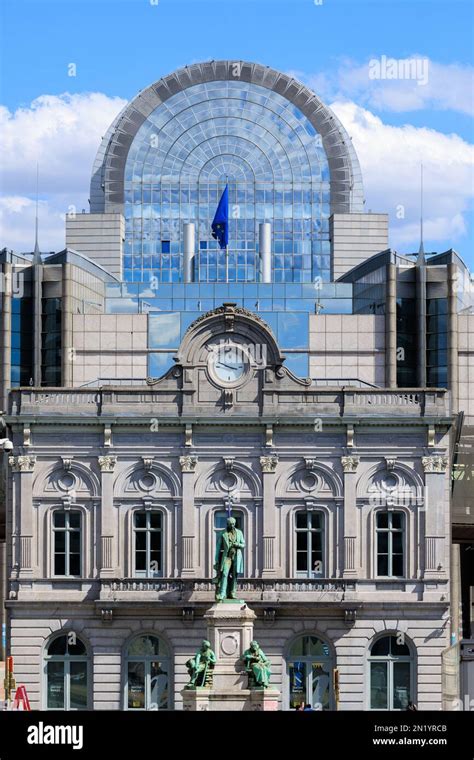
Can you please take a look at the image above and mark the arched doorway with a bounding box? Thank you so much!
[287,635,334,710]
[44,633,89,710]
[125,634,170,710]
[368,634,414,710]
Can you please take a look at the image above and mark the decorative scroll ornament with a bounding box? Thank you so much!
[98,455,117,473]
[179,455,198,473]
[9,455,36,472]
[422,455,448,473]
[341,455,360,473]
[260,455,279,473]
[385,457,397,471]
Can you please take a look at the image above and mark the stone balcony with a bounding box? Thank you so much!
[7,577,449,609]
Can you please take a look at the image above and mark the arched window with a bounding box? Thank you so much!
[376,511,405,577]
[44,634,89,710]
[368,634,413,710]
[125,635,170,710]
[53,510,82,577]
[295,511,325,577]
[287,635,334,710]
[133,511,163,578]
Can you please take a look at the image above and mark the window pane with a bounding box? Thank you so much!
[150,513,162,530]
[296,532,307,551]
[48,636,67,656]
[128,662,145,709]
[135,551,147,571]
[296,551,308,571]
[135,533,146,551]
[392,533,403,554]
[391,513,403,529]
[54,553,66,575]
[67,638,86,657]
[69,512,81,529]
[47,661,65,709]
[128,635,161,657]
[392,555,403,576]
[296,512,307,529]
[371,637,390,657]
[310,513,322,530]
[69,531,81,554]
[54,532,66,552]
[377,532,388,553]
[377,555,388,576]
[289,661,306,709]
[69,553,81,576]
[312,662,331,710]
[54,512,66,528]
[306,637,327,657]
[391,637,410,657]
[69,661,88,709]
[150,661,168,710]
[370,662,388,709]
[135,512,146,529]
[393,662,411,709]
[377,513,388,529]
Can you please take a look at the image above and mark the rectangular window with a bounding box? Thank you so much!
[376,512,405,577]
[53,510,82,577]
[134,511,163,578]
[295,511,324,577]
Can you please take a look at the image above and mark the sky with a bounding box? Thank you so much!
[0,0,473,268]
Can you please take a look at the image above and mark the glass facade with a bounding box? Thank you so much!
[11,295,33,387]
[42,297,62,386]
[124,81,331,284]
[426,297,448,387]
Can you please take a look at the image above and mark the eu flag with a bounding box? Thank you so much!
[211,185,229,249]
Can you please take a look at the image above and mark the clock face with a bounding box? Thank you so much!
[210,344,248,384]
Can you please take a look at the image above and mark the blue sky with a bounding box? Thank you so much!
[0,0,473,267]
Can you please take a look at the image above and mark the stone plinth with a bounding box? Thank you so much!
[182,688,280,712]
[181,600,280,710]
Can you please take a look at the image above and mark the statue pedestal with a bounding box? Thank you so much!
[181,601,280,711]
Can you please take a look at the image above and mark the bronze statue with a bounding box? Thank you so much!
[243,640,271,688]
[185,640,216,688]
[213,516,245,601]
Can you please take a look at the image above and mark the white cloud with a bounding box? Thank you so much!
[290,57,474,116]
[0,92,126,251]
[330,100,474,253]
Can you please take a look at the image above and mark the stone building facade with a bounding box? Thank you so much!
[6,305,453,710]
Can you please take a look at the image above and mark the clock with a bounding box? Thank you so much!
[209,343,249,385]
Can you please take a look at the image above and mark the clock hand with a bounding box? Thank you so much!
[216,362,244,370]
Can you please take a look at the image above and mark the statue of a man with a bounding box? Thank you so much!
[243,640,271,688]
[185,640,216,688]
[213,516,245,601]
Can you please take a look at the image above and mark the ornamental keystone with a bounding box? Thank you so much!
[98,455,117,473]
[422,455,448,473]
[260,455,278,473]
[179,455,198,473]
[341,455,360,473]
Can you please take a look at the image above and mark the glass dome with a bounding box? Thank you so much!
[91,61,364,285]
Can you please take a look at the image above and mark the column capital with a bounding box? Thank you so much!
[9,455,36,473]
[179,455,198,473]
[98,455,117,473]
[260,455,278,473]
[341,455,360,473]
[422,455,448,473]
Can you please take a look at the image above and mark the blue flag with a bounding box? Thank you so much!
[211,185,229,249]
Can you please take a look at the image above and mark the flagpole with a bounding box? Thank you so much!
[225,245,229,283]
